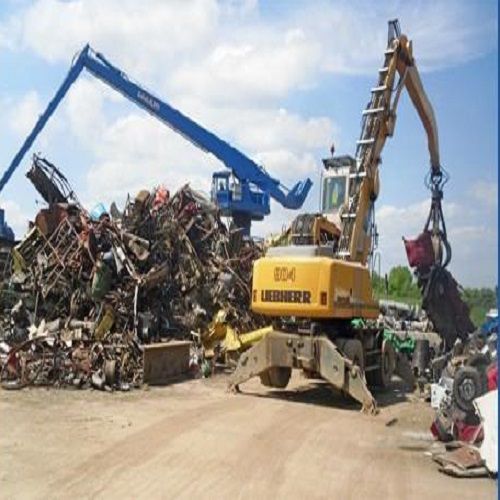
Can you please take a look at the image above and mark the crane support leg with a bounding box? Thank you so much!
[228,331,377,414]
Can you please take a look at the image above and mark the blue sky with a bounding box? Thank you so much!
[0,0,497,286]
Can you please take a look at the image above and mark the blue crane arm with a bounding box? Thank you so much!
[0,50,86,194]
[1,45,312,209]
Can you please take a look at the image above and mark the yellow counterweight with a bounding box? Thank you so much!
[251,255,379,320]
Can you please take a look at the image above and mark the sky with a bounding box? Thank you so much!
[0,0,497,287]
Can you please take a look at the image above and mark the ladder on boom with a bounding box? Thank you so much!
[337,22,402,259]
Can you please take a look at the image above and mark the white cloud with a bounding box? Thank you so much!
[3,0,219,77]
[82,112,220,207]
[170,27,322,103]
[78,106,328,206]
[296,1,498,74]
[469,180,498,209]
[254,150,318,180]
[228,109,335,153]
[171,97,337,151]
[220,0,259,18]
[1,199,30,237]
[48,76,334,205]
[1,1,495,95]
[8,90,42,137]
[64,79,106,146]
[376,197,497,287]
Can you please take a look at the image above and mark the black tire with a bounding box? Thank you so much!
[259,367,291,388]
[104,359,116,386]
[366,339,395,388]
[466,353,490,393]
[466,352,490,370]
[453,366,485,412]
[259,370,272,387]
[370,339,395,388]
[1,358,25,390]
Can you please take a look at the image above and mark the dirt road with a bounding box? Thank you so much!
[0,373,495,499]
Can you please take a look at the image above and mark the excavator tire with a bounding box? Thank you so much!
[367,339,395,388]
[259,367,292,389]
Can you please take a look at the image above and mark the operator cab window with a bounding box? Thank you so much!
[230,176,242,201]
[214,176,228,192]
[322,176,347,213]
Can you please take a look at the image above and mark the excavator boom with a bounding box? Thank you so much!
[337,20,447,265]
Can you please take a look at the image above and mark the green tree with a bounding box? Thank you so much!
[388,266,413,297]
[371,271,387,296]
[462,287,497,327]
[371,265,420,304]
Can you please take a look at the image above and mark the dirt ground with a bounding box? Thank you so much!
[0,373,495,499]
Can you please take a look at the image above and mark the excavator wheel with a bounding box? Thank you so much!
[259,367,292,389]
[367,339,395,388]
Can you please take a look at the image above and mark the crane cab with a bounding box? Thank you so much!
[211,171,271,234]
[320,155,355,226]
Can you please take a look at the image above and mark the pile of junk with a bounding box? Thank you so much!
[427,321,497,478]
[0,155,264,391]
[385,229,498,478]
[382,299,498,478]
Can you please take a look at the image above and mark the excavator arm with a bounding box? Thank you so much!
[337,20,472,348]
[0,45,312,232]
[338,20,448,267]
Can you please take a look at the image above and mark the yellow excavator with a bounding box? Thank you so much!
[229,20,454,413]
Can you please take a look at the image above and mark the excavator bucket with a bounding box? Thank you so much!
[404,232,475,349]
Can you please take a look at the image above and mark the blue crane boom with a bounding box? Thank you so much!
[0,45,312,233]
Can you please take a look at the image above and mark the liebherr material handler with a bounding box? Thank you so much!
[229,20,452,413]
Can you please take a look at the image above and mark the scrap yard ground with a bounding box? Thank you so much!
[1,374,494,499]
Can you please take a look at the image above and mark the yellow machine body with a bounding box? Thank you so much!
[252,254,379,320]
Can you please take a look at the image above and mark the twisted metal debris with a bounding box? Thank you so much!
[0,155,263,390]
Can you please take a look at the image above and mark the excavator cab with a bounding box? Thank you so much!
[320,155,355,225]
[284,155,353,247]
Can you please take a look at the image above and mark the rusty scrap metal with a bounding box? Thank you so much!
[27,154,79,206]
[0,156,264,390]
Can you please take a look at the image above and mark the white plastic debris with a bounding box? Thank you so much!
[431,377,453,409]
[431,383,447,409]
[474,389,498,474]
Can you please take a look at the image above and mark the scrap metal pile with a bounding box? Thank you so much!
[0,155,263,390]
[375,298,497,478]
[379,300,498,478]
[426,325,498,478]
